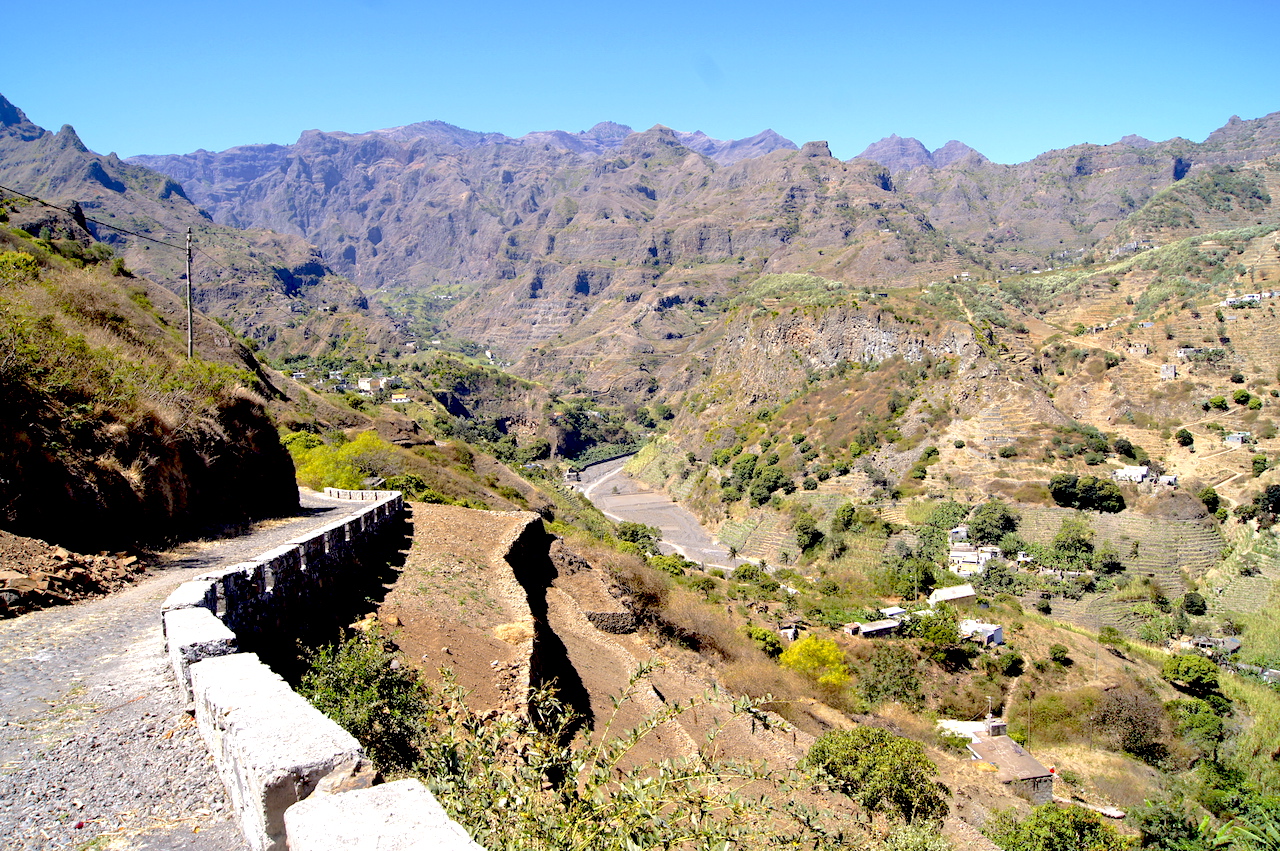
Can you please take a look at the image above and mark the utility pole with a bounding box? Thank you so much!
[185,227,193,359]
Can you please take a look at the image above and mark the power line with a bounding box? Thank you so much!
[0,183,186,250]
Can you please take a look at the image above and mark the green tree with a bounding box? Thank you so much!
[831,501,856,533]
[1162,653,1220,698]
[1176,428,1195,447]
[779,635,850,689]
[856,644,924,708]
[968,499,1021,545]
[805,727,948,823]
[1254,455,1270,478]
[793,512,823,553]
[615,521,661,554]
[1168,698,1225,760]
[984,803,1127,851]
[1053,516,1095,565]
[1199,487,1221,514]
[1182,591,1207,616]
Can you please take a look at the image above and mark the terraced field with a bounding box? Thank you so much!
[1213,525,1280,614]
[1016,506,1223,599]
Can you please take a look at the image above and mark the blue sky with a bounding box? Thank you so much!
[5,0,1278,164]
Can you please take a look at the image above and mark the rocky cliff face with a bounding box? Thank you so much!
[127,107,1280,369]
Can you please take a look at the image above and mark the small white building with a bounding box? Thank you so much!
[1225,432,1252,446]
[390,393,411,405]
[1160,364,1177,380]
[1158,474,1178,487]
[1113,465,1149,483]
[948,524,970,543]
[928,584,977,608]
[960,619,1004,646]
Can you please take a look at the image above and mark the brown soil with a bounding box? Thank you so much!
[378,502,1015,849]
[0,530,149,617]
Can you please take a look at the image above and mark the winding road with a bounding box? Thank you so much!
[574,457,742,569]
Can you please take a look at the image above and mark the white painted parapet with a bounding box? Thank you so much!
[158,490,481,851]
[285,779,485,851]
[191,653,364,850]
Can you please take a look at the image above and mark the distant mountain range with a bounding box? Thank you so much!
[4,90,1280,372]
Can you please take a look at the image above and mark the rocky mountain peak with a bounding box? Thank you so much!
[582,121,633,143]
[1117,134,1155,148]
[799,140,833,158]
[55,124,88,154]
[673,128,797,164]
[856,134,932,171]
[857,135,987,171]
[932,140,984,168]
[0,94,46,142]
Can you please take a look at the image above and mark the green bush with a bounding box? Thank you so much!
[297,628,429,773]
[805,727,948,823]
[984,803,1126,851]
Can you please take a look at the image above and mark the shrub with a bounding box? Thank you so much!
[984,803,1126,851]
[779,635,850,689]
[997,444,1018,458]
[297,628,429,773]
[856,644,923,708]
[1175,428,1194,447]
[806,727,948,823]
[1049,644,1071,665]
[743,624,783,658]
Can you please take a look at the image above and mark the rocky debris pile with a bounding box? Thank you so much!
[0,531,147,617]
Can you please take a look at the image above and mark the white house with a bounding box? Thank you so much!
[959,619,1004,646]
[1225,432,1252,447]
[928,584,977,607]
[390,393,411,405]
[948,524,970,543]
[1113,465,1149,483]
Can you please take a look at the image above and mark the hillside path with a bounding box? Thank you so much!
[576,458,740,568]
[0,489,357,851]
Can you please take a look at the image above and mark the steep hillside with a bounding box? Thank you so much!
[0,217,298,551]
[888,111,1280,256]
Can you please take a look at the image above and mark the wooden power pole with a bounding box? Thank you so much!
[185,227,193,359]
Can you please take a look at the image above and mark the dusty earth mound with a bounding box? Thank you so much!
[0,530,148,617]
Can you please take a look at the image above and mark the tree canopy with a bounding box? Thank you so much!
[968,499,1021,545]
[805,727,948,824]
[1048,474,1126,513]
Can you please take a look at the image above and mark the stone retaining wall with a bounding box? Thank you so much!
[160,491,482,851]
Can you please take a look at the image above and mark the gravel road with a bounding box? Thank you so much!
[0,490,358,850]
[575,458,742,569]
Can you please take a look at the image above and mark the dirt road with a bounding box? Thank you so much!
[0,490,358,850]
[576,458,741,569]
